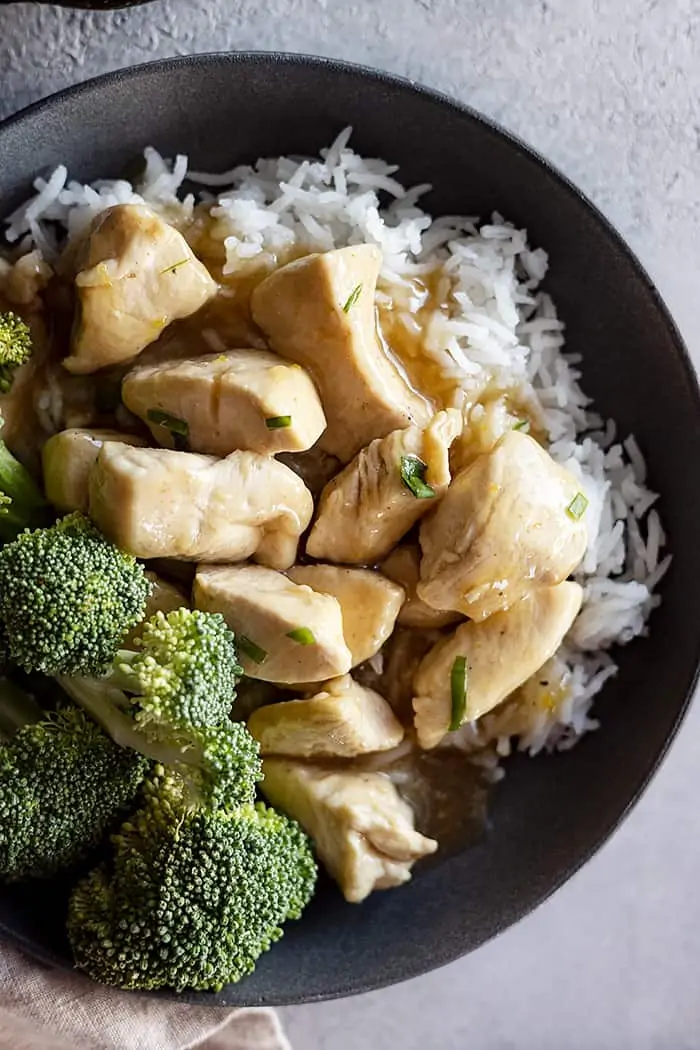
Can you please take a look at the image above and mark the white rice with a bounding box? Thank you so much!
[3,128,669,759]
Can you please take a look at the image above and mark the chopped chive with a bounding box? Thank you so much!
[146,408,189,437]
[400,454,436,499]
[286,627,316,646]
[566,491,589,521]
[265,415,292,430]
[160,259,190,276]
[342,283,363,313]
[449,656,468,732]
[237,635,267,664]
[513,418,531,433]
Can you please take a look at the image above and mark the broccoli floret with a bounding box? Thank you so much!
[0,311,32,394]
[0,415,48,542]
[67,767,318,991]
[0,678,149,880]
[58,608,256,807]
[114,608,243,729]
[0,513,151,676]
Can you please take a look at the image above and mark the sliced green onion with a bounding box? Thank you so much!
[513,418,531,433]
[146,409,189,451]
[265,415,292,430]
[160,259,190,276]
[286,627,316,645]
[237,635,267,664]
[342,283,363,313]
[566,491,589,521]
[449,656,468,732]
[146,408,189,437]
[400,454,436,499]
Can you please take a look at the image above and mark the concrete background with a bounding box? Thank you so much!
[1,1,699,1046]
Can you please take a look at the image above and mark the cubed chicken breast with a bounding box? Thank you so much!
[193,564,352,684]
[248,675,404,757]
[412,581,583,749]
[287,564,404,666]
[261,758,437,902]
[250,245,431,462]
[419,430,589,621]
[42,428,147,514]
[381,545,462,629]
[89,442,312,567]
[306,409,461,564]
[122,349,326,456]
[64,204,217,374]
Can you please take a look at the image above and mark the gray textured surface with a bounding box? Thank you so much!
[1,1,699,1047]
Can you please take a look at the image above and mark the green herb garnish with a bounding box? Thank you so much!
[286,627,316,646]
[265,415,292,430]
[449,656,468,731]
[160,259,190,276]
[566,491,589,521]
[237,635,267,664]
[400,454,436,499]
[513,418,531,433]
[146,409,189,451]
[342,284,363,313]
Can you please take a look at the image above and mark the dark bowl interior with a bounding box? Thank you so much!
[0,53,698,1007]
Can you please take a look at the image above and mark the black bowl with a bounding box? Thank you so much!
[0,53,699,1007]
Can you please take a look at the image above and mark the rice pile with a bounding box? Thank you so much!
[3,128,670,759]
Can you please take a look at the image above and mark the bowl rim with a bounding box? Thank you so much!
[1,49,699,1004]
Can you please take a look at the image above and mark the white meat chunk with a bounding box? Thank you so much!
[250,245,431,462]
[193,564,352,684]
[248,675,404,757]
[306,409,461,564]
[381,545,462,629]
[412,581,583,749]
[88,442,312,567]
[122,349,326,455]
[287,564,404,666]
[419,430,589,621]
[65,204,217,374]
[42,428,147,514]
[261,758,437,902]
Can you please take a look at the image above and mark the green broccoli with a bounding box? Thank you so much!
[67,766,318,991]
[0,415,48,542]
[58,608,256,807]
[0,311,32,394]
[0,512,151,676]
[0,677,149,880]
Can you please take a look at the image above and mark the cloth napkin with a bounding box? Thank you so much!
[0,940,291,1050]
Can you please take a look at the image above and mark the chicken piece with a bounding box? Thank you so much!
[89,442,312,567]
[42,428,148,514]
[248,675,404,757]
[250,245,431,462]
[419,430,589,621]
[287,564,404,667]
[64,204,217,374]
[123,571,187,646]
[307,409,461,565]
[381,545,462,629]
[412,581,583,749]
[449,397,523,474]
[193,564,352,684]
[122,349,326,456]
[261,758,437,902]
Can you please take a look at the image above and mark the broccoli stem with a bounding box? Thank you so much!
[56,673,199,772]
[0,441,48,542]
[0,677,47,741]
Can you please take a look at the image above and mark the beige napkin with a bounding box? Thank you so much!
[0,940,291,1050]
